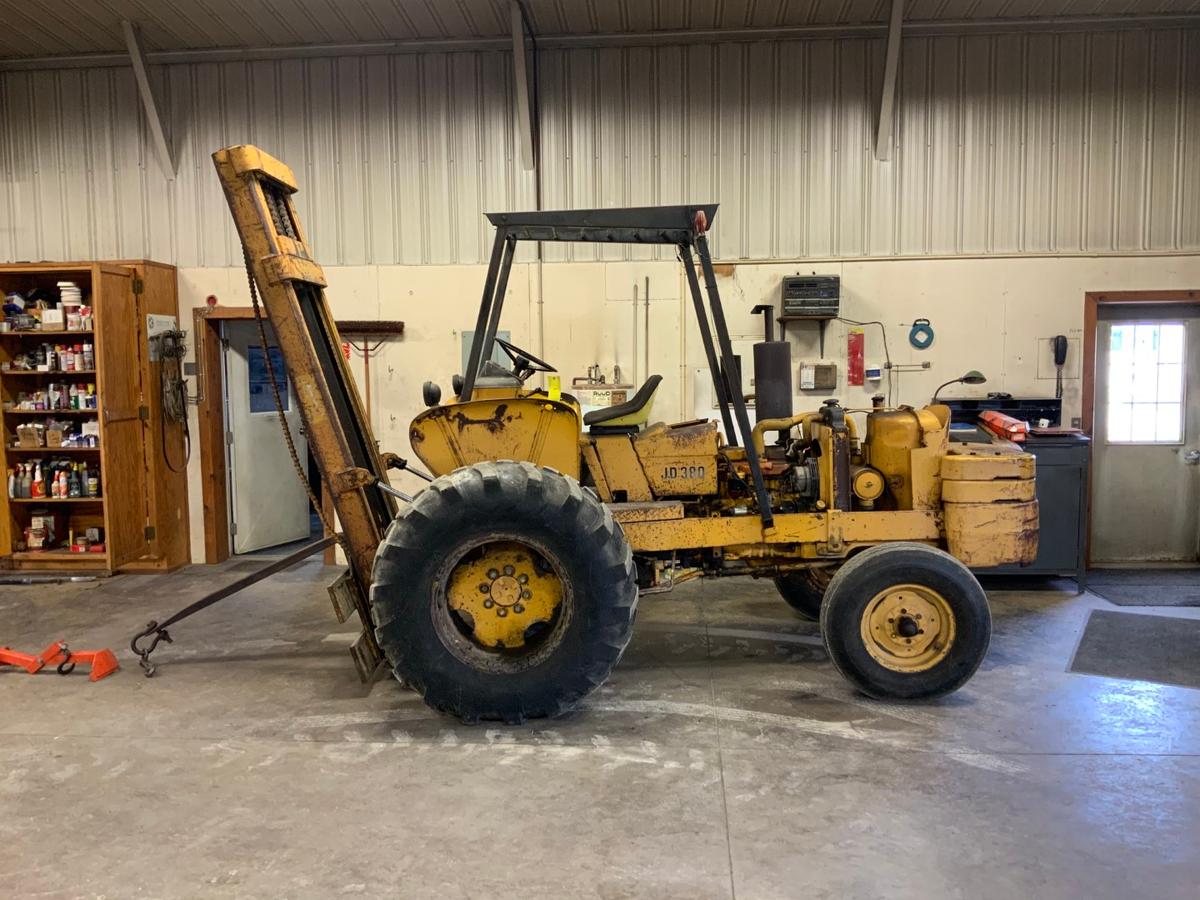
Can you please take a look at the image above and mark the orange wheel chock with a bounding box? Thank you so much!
[0,641,120,682]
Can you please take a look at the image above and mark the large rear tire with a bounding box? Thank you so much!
[819,543,991,700]
[371,460,637,723]
[774,567,834,620]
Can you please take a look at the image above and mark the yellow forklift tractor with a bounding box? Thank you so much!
[183,147,1038,725]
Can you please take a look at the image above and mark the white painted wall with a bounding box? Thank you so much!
[178,252,1200,564]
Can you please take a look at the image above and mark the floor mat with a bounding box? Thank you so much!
[1086,568,1200,607]
[976,574,1079,593]
[1070,609,1200,690]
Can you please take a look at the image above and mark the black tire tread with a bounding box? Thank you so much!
[774,567,833,620]
[371,460,637,722]
[819,542,991,700]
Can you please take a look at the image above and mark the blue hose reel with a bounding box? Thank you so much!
[909,318,935,350]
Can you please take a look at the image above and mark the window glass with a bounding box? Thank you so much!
[248,345,289,413]
[1155,403,1183,443]
[461,330,511,375]
[1106,323,1185,444]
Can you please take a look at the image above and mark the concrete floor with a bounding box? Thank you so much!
[2,557,1198,900]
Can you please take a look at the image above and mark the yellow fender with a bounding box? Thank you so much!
[410,396,582,479]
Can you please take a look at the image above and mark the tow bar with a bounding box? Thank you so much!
[130,535,336,676]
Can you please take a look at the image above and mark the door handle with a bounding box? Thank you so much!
[1184,449,1200,465]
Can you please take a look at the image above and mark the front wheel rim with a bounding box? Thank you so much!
[435,534,572,673]
[859,583,956,673]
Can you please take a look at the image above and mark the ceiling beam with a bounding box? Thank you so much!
[875,0,904,163]
[510,0,535,172]
[2,14,1197,71]
[122,20,175,179]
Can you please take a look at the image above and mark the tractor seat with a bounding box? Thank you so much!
[584,375,663,432]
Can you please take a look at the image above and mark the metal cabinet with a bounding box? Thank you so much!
[968,432,1091,591]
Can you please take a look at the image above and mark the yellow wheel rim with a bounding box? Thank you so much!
[859,584,956,673]
[446,541,564,650]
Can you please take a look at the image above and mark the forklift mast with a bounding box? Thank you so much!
[212,146,393,672]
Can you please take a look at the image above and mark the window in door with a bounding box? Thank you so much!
[1106,322,1186,443]
[247,345,289,413]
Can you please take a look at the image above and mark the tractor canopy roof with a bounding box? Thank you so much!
[484,205,718,244]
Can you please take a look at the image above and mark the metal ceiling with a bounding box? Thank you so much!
[0,0,1197,63]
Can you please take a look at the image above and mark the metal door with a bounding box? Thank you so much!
[222,320,310,554]
[1092,307,1200,562]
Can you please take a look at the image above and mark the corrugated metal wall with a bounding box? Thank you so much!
[2,28,1197,267]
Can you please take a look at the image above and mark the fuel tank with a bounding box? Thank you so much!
[863,405,951,509]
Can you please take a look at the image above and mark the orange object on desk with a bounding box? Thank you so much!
[979,410,1029,442]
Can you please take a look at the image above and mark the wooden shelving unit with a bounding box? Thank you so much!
[0,261,189,573]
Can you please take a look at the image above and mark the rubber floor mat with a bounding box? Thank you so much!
[1070,609,1200,690]
[1086,568,1200,607]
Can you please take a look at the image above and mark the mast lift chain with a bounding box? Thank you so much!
[132,146,403,679]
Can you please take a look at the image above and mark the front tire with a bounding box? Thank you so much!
[819,543,991,700]
[371,461,638,723]
[774,567,834,620]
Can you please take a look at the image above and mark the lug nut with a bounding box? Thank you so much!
[521,590,532,600]
[497,608,508,617]
[478,583,490,594]
[513,604,525,614]
[483,599,494,609]
[518,574,529,584]
[503,565,515,576]
[487,568,499,580]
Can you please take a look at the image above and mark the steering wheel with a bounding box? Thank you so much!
[494,337,557,380]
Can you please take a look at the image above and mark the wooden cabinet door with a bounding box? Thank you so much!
[95,265,149,567]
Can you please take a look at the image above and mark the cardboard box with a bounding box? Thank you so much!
[46,425,66,448]
[40,308,64,329]
[17,424,44,448]
[29,510,67,548]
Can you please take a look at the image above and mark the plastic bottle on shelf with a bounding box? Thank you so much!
[79,461,90,497]
[86,465,99,498]
[19,463,31,499]
[58,471,68,499]
[7,467,13,499]
[31,463,44,499]
[83,342,94,370]
[73,345,83,371]
[68,464,81,498]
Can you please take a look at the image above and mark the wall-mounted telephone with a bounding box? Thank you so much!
[1052,334,1068,399]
